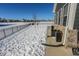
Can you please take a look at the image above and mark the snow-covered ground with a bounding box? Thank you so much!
[0,23,51,56]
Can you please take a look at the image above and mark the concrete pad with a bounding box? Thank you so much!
[45,26,73,56]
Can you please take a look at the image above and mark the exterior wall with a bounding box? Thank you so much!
[65,30,77,48]
[60,8,64,25]
[53,3,65,25]
[53,13,56,24]
[53,4,57,13]
[56,11,60,24]
[64,4,79,48]
[54,3,65,12]
[63,4,68,26]
[62,4,77,45]
[53,3,78,47]
[67,3,77,30]
[53,3,68,26]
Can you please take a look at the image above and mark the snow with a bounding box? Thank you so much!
[0,23,51,56]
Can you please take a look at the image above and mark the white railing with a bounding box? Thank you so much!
[0,23,32,40]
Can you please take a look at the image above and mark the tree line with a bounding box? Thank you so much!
[0,18,33,22]
[0,17,52,22]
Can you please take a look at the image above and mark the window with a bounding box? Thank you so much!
[63,4,68,26]
[64,4,68,16]
[63,16,67,26]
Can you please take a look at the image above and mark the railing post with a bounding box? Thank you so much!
[17,26,18,31]
[3,29,6,38]
[12,27,14,33]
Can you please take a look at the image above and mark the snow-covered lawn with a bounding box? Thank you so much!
[0,24,50,56]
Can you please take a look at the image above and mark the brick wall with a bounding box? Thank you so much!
[65,29,77,48]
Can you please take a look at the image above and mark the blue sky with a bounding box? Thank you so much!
[0,3,54,20]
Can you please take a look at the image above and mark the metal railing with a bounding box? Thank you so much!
[0,23,31,40]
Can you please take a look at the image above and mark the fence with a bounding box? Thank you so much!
[0,23,31,40]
